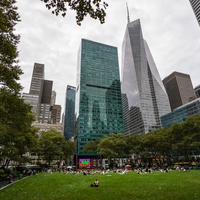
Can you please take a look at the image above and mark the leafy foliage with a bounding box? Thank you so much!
[0,1,38,168]
[0,89,38,167]
[41,0,108,25]
[82,115,200,165]
[82,140,99,153]
[38,129,74,165]
[0,0,22,93]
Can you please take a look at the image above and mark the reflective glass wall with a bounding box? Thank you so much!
[64,85,76,140]
[75,39,124,153]
[121,19,171,135]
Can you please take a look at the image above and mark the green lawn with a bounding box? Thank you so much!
[0,170,200,200]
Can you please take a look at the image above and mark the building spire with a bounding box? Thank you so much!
[126,2,130,23]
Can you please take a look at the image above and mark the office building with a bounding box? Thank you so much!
[194,85,200,98]
[161,98,200,128]
[39,80,53,123]
[64,85,76,140]
[23,63,53,123]
[22,93,39,119]
[32,122,64,134]
[75,39,124,153]
[29,63,44,95]
[163,72,196,110]
[27,63,45,120]
[51,91,56,106]
[189,0,200,26]
[50,104,61,124]
[121,19,171,135]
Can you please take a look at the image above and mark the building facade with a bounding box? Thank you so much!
[38,80,53,123]
[27,63,45,120]
[29,63,44,96]
[22,93,39,118]
[64,85,76,140]
[121,19,171,135]
[163,71,196,111]
[23,63,57,123]
[75,39,124,153]
[50,104,61,124]
[194,85,200,98]
[189,0,200,26]
[32,122,64,134]
[161,98,200,128]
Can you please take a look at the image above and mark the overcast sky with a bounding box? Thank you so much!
[16,0,200,113]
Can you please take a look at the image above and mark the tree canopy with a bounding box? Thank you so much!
[83,115,200,167]
[38,129,74,166]
[41,0,108,25]
[0,89,38,167]
[0,0,38,168]
[0,0,22,93]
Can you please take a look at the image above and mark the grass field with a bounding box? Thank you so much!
[0,170,200,200]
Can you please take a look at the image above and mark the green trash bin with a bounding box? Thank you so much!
[18,173,23,179]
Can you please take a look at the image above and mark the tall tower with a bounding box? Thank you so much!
[29,63,44,95]
[121,19,171,135]
[23,63,53,123]
[189,0,200,26]
[163,71,196,110]
[75,39,124,153]
[64,85,76,140]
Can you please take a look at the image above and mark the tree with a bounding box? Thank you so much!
[0,1,39,168]
[39,129,69,166]
[41,0,108,25]
[63,140,75,165]
[0,89,38,167]
[97,133,127,167]
[0,0,22,93]
[82,140,99,153]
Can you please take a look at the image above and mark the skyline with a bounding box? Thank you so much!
[16,0,200,112]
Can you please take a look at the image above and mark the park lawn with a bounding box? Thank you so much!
[0,170,200,200]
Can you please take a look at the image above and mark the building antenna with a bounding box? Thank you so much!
[126,2,130,23]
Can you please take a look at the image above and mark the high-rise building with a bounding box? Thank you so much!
[39,80,53,123]
[163,71,196,110]
[121,19,171,135]
[23,63,53,123]
[75,39,124,153]
[189,0,200,26]
[29,63,44,95]
[27,63,45,120]
[64,85,76,140]
[194,85,200,98]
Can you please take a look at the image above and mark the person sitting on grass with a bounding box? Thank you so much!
[94,179,99,187]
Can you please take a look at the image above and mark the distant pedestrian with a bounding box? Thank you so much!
[94,179,99,187]
[8,175,13,183]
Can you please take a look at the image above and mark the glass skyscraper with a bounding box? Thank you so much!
[189,0,200,26]
[64,85,76,140]
[161,98,200,128]
[75,39,124,154]
[121,19,171,135]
